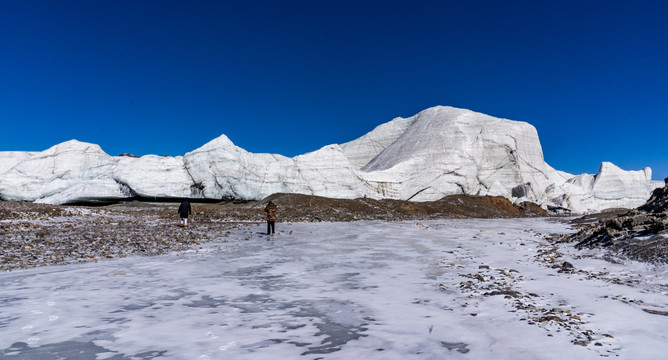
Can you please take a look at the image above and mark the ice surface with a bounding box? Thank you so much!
[1,219,667,359]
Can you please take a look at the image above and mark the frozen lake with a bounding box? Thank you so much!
[2,219,668,359]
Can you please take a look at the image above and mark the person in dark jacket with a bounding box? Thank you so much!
[264,201,277,235]
[178,199,192,227]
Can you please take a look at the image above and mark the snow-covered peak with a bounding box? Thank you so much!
[362,106,532,172]
[354,106,567,203]
[187,134,240,154]
[38,139,109,158]
[596,161,652,184]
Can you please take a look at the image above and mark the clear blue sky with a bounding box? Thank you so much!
[1,0,667,179]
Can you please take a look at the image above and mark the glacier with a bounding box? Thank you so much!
[0,106,660,212]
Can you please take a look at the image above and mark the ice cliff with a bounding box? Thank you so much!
[0,106,660,212]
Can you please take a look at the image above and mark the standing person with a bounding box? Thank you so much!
[178,199,192,227]
[264,201,277,235]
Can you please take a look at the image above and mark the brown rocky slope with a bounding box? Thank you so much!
[222,193,548,222]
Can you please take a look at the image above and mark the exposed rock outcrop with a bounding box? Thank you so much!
[638,177,668,213]
[565,178,668,263]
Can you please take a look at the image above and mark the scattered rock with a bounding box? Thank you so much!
[539,315,564,322]
[642,308,668,316]
[484,289,521,298]
[0,201,247,271]
[561,180,668,264]
[441,341,470,354]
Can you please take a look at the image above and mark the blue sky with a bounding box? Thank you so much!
[1,0,667,179]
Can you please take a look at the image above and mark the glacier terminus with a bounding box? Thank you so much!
[0,106,660,213]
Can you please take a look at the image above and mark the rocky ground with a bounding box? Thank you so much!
[5,183,668,272]
[561,179,668,264]
[0,201,244,272]
[451,226,668,351]
[456,262,603,348]
[1,194,547,272]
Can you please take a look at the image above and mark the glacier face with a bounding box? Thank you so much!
[0,106,660,212]
[182,135,371,201]
[355,106,571,202]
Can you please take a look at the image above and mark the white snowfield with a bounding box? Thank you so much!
[1,219,667,359]
[0,106,660,212]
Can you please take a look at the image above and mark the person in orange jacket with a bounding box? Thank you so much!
[264,201,277,235]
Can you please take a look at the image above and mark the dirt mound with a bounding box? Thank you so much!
[211,193,547,222]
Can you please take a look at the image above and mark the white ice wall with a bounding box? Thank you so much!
[0,106,659,212]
